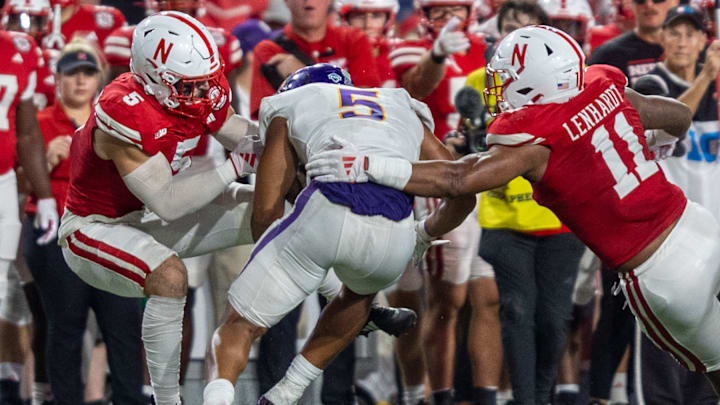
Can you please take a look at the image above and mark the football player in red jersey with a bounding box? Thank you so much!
[2,0,57,110]
[0,27,56,405]
[336,0,399,88]
[58,12,260,405]
[308,24,720,394]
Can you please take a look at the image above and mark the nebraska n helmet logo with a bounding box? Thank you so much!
[511,43,528,70]
[153,38,174,64]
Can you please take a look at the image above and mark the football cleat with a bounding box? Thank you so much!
[256,396,275,405]
[359,304,417,337]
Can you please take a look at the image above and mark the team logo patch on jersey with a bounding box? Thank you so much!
[209,87,227,111]
[95,11,115,29]
[12,36,31,53]
[328,73,342,83]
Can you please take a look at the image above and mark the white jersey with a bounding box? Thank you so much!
[660,120,720,222]
[258,83,434,164]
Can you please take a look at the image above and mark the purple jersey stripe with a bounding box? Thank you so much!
[242,182,319,271]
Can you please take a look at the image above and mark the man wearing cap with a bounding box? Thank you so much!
[24,41,146,405]
[628,8,720,404]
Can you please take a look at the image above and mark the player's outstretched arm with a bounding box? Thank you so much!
[417,125,476,237]
[96,128,251,223]
[624,87,692,138]
[251,116,298,241]
[306,137,548,199]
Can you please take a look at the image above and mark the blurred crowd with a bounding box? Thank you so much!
[0,0,719,404]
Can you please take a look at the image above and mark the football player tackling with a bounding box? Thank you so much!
[309,25,720,393]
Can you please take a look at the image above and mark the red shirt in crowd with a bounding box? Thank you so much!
[250,23,381,119]
[0,31,40,175]
[60,4,125,50]
[25,103,77,216]
[390,34,487,140]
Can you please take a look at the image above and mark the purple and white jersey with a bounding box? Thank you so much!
[258,83,432,165]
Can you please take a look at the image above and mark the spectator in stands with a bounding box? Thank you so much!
[585,0,636,56]
[249,0,380,119]
[630,7,720,403]
[588,0,677,84]
[464,3,584,404]
[22,40,145,405]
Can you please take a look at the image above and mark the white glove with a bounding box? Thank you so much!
[34,198,59,245]
[229,134,264,177]
[431,17,470,58]
[305,136,369,183]
[413,219,450,266]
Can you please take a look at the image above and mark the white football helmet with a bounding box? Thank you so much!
[336,0,399,33]
[539,0,594,43]
[2,0,51,37]
[484,25,585,115]
[130,11,227,119]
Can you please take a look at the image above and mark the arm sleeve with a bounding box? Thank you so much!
[122,152,238,222]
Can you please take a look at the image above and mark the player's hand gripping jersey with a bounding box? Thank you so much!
[486,64,686,268]
[64,73,231,219]
[0,31,40,174]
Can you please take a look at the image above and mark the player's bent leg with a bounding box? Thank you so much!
[388,286,427,404]
[620,202,720,383]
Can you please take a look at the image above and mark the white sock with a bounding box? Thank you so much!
[203,378,234,405]
[143,295,185,405]
[403,384,426,404]
[555,384,579,394]
[0,362,23,381]
[264,355,322,405]
[32,382,53,405]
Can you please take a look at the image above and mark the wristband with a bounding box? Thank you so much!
[430,50,446,64]
[365,156,413,190]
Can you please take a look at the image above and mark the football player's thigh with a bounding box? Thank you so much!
[333,213,415,295]
[470,226,495,280]
[139,200,253,259]
[0,171,21,261]
[61,222,175,298]
[630,202,720,371]
[184,254,212,289]
[228,191,340,328]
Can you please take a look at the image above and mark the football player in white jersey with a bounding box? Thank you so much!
[202,63,476,405]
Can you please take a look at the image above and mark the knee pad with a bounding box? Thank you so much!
[0,263,31,326]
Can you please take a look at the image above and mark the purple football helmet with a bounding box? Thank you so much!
[278,63,353,93]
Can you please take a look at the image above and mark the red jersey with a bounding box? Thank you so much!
[373,37,397,88]
[486,65,686,268]
[250,23,381,119]
[64,73,230,219]
[103,25,241,76]
[60,4,125,51]
[0,31,40,175]
[390,34,487,140]
[35,48,58,110]
[26,103,77,216]
[201,0,268,32]
[586,23,623,57]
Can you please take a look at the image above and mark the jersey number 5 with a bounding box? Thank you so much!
[591,111,659,199]
[338,88,385,121]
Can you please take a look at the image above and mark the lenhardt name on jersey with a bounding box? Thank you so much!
[561,84,623,141]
